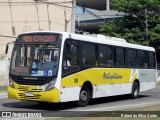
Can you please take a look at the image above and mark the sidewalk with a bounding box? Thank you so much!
[0,92,7,95]
[0,91,7,98]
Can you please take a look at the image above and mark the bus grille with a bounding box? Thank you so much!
[18,93,42,99]
[18,88,43,92]
[13,79,51,85]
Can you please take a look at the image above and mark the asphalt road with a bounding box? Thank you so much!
[0,87,160,117]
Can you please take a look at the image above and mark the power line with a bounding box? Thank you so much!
[40,1,72,8]
[0,1,72,4]
[0,10,70,21]
[0,0,72,32]
[0,20,66,25]
[0,1,72,8]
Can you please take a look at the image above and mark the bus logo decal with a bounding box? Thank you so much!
[103,72,122,80]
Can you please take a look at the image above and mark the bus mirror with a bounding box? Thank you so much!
[5,43,9,54]
[70,45,77,55]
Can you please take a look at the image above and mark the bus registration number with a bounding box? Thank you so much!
[25,92,33,97]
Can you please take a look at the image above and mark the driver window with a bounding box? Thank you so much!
[62,41,79,76]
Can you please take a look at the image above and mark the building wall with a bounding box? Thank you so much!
[0,0,72,54]
[0,0,72,86]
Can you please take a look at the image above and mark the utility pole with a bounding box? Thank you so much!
[106,0,110,15]
[34,0,41,30]
[145,8,148,45]
[106,0,110,10]
[8,0,16,36]
[71,0,76,33]
[47,1,51,30]
[64,11,67,32]
[132,8,148,46]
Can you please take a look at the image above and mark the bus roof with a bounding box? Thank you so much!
[18,31,155,52]
[65,32,154,52]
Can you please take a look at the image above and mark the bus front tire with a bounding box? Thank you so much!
[131,82,139,99]
[77,87,90,107]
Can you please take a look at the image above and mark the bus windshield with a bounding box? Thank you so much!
[10,44,60,77]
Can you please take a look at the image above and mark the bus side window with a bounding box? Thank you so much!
[126,49,137,68]
[115,47,125,67]
[99,46,113,67]
[148,52,156,68]
[145,52,149,68]
[137,50,145,68]
[62,41,79,75]
[81,43,96,66]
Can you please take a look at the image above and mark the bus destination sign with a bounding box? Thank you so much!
[19,35,58,42]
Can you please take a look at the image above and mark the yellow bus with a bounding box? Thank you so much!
[7,31,157,107]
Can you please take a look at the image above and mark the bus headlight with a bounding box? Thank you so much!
[9,78,15,88]
[45,79,56,91]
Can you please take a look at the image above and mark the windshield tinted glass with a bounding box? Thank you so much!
[10,44,60,77]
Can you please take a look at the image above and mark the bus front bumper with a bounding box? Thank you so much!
[7,86,60,103]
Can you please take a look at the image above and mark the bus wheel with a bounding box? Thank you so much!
[77,87,90,107]
[131,82,139,99]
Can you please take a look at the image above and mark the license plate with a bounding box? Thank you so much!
[24,92,33,97]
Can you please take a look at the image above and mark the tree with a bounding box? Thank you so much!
[100,0,160,48]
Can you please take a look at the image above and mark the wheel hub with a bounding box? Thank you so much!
[81,91,87,102]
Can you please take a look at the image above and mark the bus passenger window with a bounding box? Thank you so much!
[99,46,113,67]
[137,51,145,68]
[82,43,96,66]
[145,52,149,68]
[115,47,125,67]
[126,49,137,68]
[148,52,155,68]
[62,41,79,75]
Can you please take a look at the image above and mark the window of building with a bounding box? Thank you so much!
[99,46,113,67]
[115,47,125,67]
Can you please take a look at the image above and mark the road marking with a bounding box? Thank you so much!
[74,101,160,111]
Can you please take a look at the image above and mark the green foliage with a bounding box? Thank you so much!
[100,0,160,50]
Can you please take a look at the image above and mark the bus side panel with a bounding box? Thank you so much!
[112,83,132,96]
[138,69,156,82]
[140,82,155,92]
[95,84,112,98]
[60,68,156,102]
[138,69,156,92]
[60,86,81,102]
[60,68,132,102]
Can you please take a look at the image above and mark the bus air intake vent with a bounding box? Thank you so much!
[13,78,52,85]
[18,93,41,99]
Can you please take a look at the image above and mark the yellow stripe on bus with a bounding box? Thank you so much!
[61,68,133,87]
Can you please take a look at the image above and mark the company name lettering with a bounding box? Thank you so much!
[103,72,122,80]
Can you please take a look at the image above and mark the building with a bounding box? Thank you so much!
[76,0,122,33]
[0,0,72,86]
[76,10,122,33]
[0,0,72,56]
